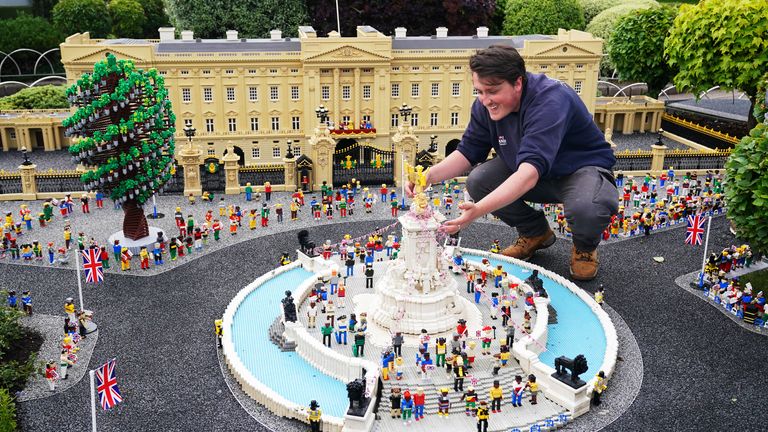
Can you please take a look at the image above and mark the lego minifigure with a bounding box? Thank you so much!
[307,400,322,432]
[490,379,503,413]
[21,290,32,315]
[595,284,605,307]
[214,319,223,348]
[244,182,253,201]
[454,357,466,392]
[592,371,607,406]
[139,246,150,270]
[476,401,490,432]
[526,374,539,404]
[353,329,366,357]
[460,385,477,416]
[335,314,348,345]
[364,263,374,288]
[389,387,402,418]
[511,375,525,407]
[320,321,333,347]
[45,360,58,391]
[437,388,451,417]
[413,388,426,421]
[381,348,394,380]
[400,390,414,425]
[120,247,132,271]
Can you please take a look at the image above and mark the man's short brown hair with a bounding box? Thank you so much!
[469,45,527,86]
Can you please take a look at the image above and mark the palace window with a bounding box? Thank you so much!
[269,86,279,101]
[207,149,215,155]
[181,88,191,103]
[431,82,439,97]
[450,112,459,126]
[249,87,258,102]
[225,69,234,75]
[228,118,237,132]
[342,85,351,100]
[391,83,400,98]
[411,83,420,97]
[184,119,193,127]
[294,146,301,155]
[203,87,213,102]
[391,114,399,127]
[362,84,371,100]
[205,118,214,132]
[202,70,211,75]
[292,116,300,130]
[451,82,460,97]
[272,147,281,158]
[432,66,440,71]
[250,117,259,131]
[321,85,330,100]
[410,113,419,127]
[180,70,189,75]
[271,117,280,131]
[291,86,300,101]
[430,112,438,127]
[251,147,260,158]
[574,81,583,94]
[226,87,236,102]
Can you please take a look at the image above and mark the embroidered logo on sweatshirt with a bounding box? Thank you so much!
[498,136,507,146]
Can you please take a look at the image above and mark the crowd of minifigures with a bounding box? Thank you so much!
[699,244,767,326]
[4,292,94,392]
[543,169,727,239]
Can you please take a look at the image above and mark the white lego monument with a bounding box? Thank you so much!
[370,163,476,336]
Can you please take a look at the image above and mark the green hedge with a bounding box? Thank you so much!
[0,85,68,110]
[503,0,585,35]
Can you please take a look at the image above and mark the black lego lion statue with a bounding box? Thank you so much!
[552,354,588,388]
[346,378,366,410]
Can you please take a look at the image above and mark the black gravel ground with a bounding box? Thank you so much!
[12,214,768,431]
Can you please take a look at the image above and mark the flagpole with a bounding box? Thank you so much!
[76,246,85,311]
[89,369,97,432]
[698,215,712,288]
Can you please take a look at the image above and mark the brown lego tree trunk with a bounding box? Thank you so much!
[123,200,149,240]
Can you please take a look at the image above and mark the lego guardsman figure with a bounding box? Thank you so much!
[214,319,223,348]
[307,400,322,432]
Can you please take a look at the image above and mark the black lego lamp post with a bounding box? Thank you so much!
[286,140,295,159]
[399,103,412,126]
[183,125,196,149]
[429,134,438,153]
[20,146,33,166]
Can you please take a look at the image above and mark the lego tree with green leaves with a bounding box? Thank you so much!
[64,53,176,240]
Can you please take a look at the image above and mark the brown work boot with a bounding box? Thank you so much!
[501,228,556,261]
[570,247,599,281]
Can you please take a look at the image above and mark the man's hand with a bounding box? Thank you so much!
[405,181,417,198]
[440,201,484,234]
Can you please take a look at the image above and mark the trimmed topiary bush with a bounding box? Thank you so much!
[0,85,68,110]
[502,0,585,36]
[578,0,624,23]
[586,0,659,75]
[725,77,768,254]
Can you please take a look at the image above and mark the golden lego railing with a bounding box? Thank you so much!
[662,113,741,145]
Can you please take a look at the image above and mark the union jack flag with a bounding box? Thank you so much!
[82,247,104,283]
[685,214,707,246]
[95,358,123,410]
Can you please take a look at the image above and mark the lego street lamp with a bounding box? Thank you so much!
[315,105,329,125]
[655,128,664,146]
[399,103,412,125]
[429,135,438,153]
[183,125,196,150]
[20,146,33,166]
[285,140,295,159]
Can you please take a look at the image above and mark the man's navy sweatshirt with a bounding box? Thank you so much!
[457,72,615,179]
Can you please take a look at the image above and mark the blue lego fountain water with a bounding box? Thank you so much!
[230,267,349,417]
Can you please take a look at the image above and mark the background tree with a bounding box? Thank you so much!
[608,6,677,96]
[137,0,170,39]
[585,0,658,76]
[490,0,507,35]
[52,0,111,38]
[665,0,768,129]
[165,0,308,39]
[502,0,584,36]
[64,53,177,240]
[307,0,494,37]
[0,12,65,55]
[725,76,768,254]
[108,0,146,39]
[0,85,68,110]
